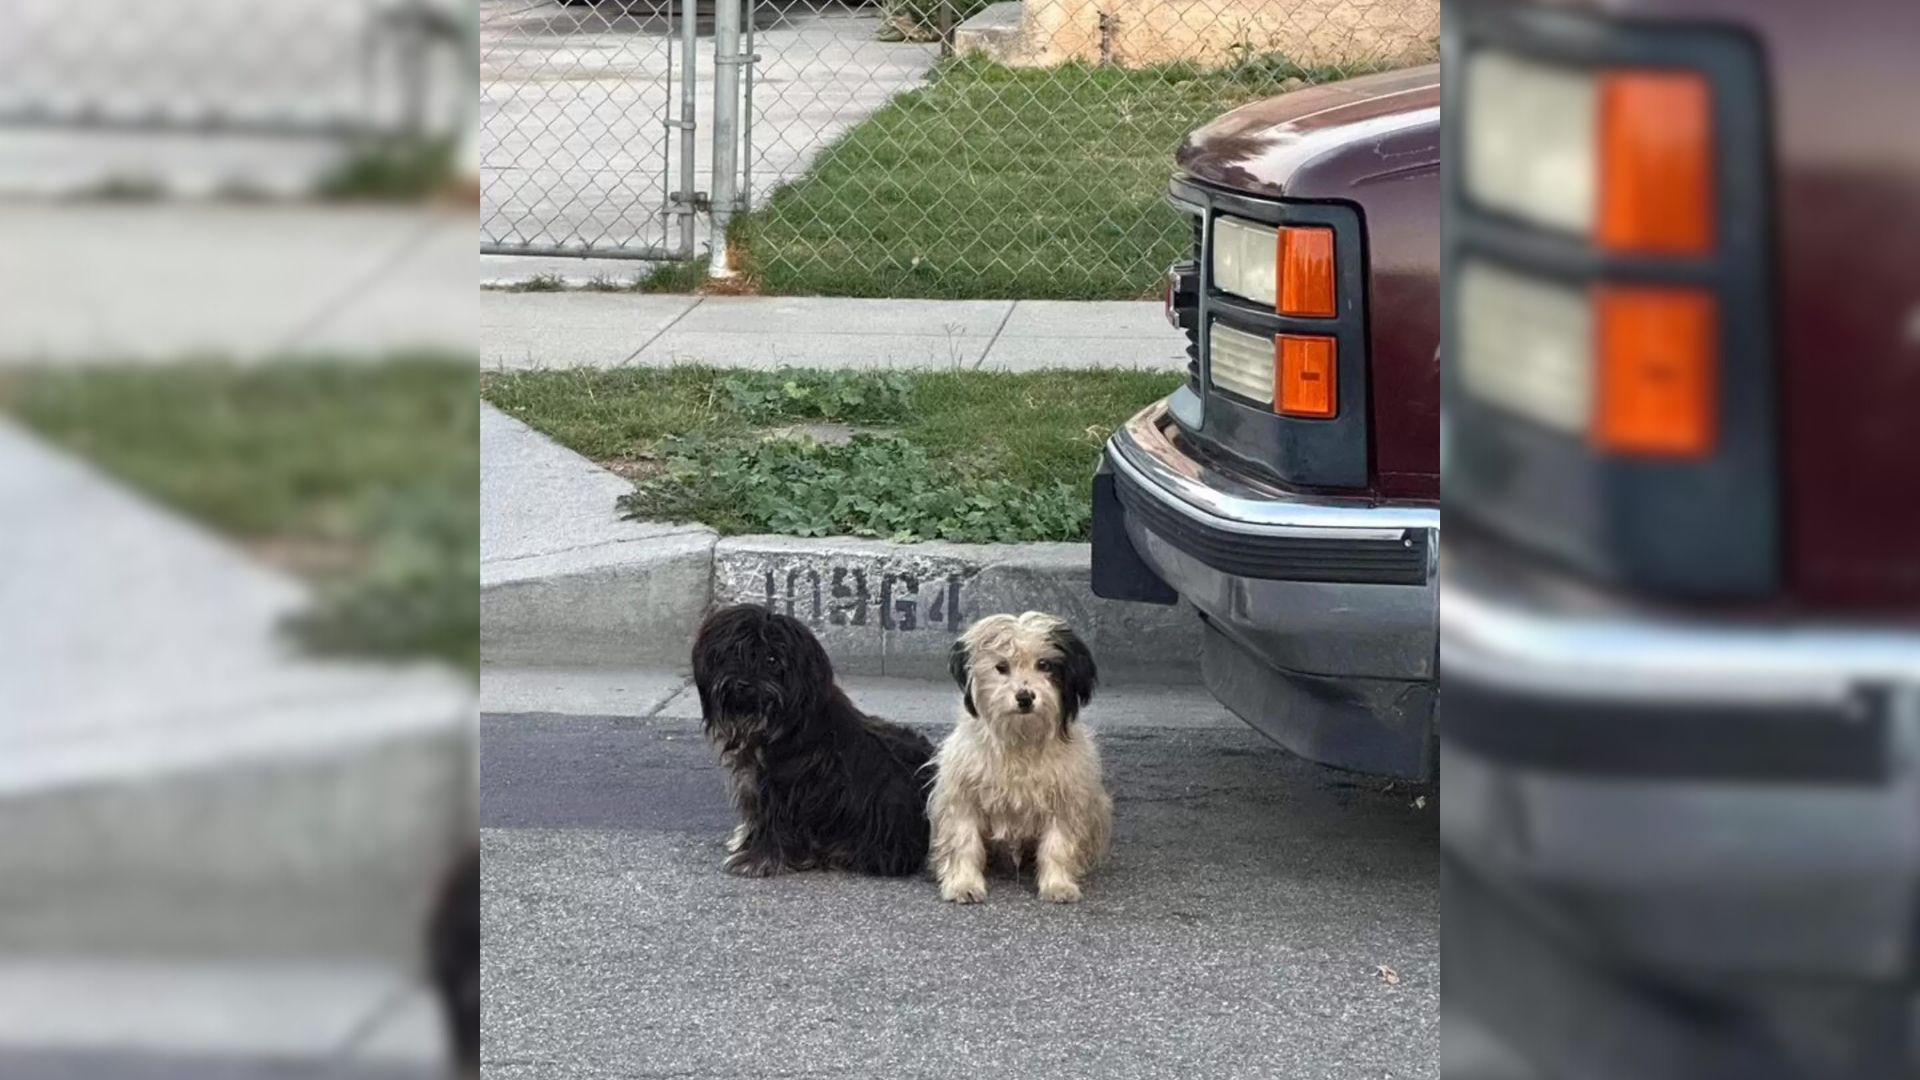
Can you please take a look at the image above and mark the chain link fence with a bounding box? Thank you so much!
[482,0,1436,293]
[0,0,473,196]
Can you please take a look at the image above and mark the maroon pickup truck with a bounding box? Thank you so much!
[1092,66,1441,780]
[1441,0,1920,1075]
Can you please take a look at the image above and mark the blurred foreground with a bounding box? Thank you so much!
[1442,1,1920,1076]
[0,1,478,1074]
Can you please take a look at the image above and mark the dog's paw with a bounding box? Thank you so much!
[1037,878,1082,904]
[724,824,750,855]
[724,851,783,878]
[940,877,987,904]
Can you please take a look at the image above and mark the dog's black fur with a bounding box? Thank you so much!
[692,604,936,877]
[428,847,479,1075]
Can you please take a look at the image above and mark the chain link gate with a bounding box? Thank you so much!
[481,0,703,260]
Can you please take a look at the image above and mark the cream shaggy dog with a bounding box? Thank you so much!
[929,612,1112,903]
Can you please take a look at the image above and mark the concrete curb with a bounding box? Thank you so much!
[711,535,1201,681]
[481,528,717,668]
[480,403,1202,680]
[482,527,1204,681]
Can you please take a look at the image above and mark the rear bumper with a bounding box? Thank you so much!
[1440,535,1920,980]
[1094,400,1438,779]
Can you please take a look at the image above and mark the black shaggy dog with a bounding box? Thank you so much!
[428,846,479,1076]
[691,604,937,877]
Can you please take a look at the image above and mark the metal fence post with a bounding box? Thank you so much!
[678,0,700,258]
[709,0,743,277]
[741,0,757,211]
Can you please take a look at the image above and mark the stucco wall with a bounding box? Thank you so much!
[1012,0,1439,69]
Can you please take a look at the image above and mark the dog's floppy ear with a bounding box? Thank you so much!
[1047,623,1098,734]
[948,638,977,717]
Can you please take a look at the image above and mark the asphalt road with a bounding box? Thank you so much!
[480,681,1438,1079]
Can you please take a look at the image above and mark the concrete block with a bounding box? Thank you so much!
[0,724,470,962]
[480,403,717,667]
[710,535,1201,681]
[0,420,474,963]
[481,531,717,668]
[953,2,1026,63]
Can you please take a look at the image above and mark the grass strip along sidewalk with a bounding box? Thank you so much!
[483,366,1181,544]
[729,55,1380,300]
[0,357,478,672]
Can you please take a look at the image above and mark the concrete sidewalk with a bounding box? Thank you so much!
[0,203,475,365]
[481,292,1188,371]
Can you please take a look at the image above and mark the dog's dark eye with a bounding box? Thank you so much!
[1037,659,1055,673]
[995,661,1010,675]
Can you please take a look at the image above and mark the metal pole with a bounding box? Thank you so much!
[678,0,699,257]
[740,0,755,210]
[403,15,428,136]
[709,0,742,277]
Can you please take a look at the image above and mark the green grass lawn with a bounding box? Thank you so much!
[730,54,1380,300]
[0,357,479,672]
[483,366,1181,543]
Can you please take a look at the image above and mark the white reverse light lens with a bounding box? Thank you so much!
[1465,51,1597,236]
[1458,261,1591,434]
[1212,216,1278,307]
[1208,322,1274,405]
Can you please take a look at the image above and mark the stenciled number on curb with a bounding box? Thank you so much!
[760,567,966,632]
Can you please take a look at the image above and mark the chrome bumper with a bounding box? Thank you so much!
[1440,538,1920,979]
[1104,399,1437,682]
[1444,560,1920,707]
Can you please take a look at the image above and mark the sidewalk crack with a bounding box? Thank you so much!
[277,214,449,355]
[621,295,704,366]
[973,300,1018,369]
[643,677,695,719]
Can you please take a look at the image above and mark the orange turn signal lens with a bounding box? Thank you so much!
[1593,286,1716,457]
[1274,334,1337,418]
[1598,71,1714,256]
[1277,226,1337,317]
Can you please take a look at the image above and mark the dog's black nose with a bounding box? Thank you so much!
[1015,690,1035,711]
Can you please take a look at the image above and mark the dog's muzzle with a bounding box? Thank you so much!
[711,675,787,714]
